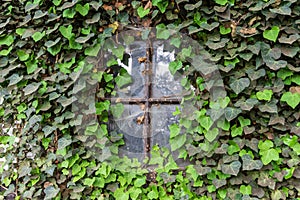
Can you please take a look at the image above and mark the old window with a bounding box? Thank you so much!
[106,40,185,162]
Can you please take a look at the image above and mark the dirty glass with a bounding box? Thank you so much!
[108,41,184,161]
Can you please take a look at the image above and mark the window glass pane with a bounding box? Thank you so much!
[150,105,180,149]
[109,104,145,160]
[116,42,147,98]
[152,41,183,98]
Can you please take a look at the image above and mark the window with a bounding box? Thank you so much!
[106,40,185,161]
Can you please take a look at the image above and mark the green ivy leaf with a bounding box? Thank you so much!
[260,148,279,165]
[217,119,230,131]
[240,185,252,195]
[221,161,241,176]
[284,167,295,179]
[32,31,45,42]
[170,134,186,151]
[16,28,26,36]
[181,46,192,58]
[277,68,293,80]
[228,141,240,155]
[230,77,250,95]
[152,0,168,13]
[0,46,12,56]
[134,177,146,187]
[17,103,27,113]
[292,74,300,85]
[44,186,60,200]
[25,59,38,74]
[73,167,86,182]
[282,135,298,147]
[68,154,79,168]
[83,177,96,187]
[137,6,150,18]
[186,165,199,182]
[58,57,75,74]
[231,125,243,137]
[237,116,251,127]
[96,100,110,115]
[219,25,231,35]
[170,37,181,48]
[17,50,30,61]
[112,45,125,59]
[263,26,280,42]
[42,138,51,149]
[57,136,72,150]
[72,164,81,175]
[75,3,90,16]
[110,103,124,119]
[84,43,101,56]
[0,108,4,117]
[215,0,228,5]
[224,107,242,121]
[258,140,274,151]
[204,127,219,142]
[282,135,300,155]
[47,44,62,56]
[104,73,114,82]
[38,81,47,95]
[63,8,76,18]
[147,190,159,199]
[169,123,180,139]
[53,0,62,6]
[115,69,132,88]
[241,154,263,171]
[199,116,213,131]
[258,140,280,165]
[114,188,129,200]
[207,185,216,193]
[128,187,142,200]
[59,25,73,40]
[0,35,14,46]
[280,92,300,109]
[193,11,205,26]
[218,189,227,199]
[156,24,170,39]
[256,89,273,101]
[169,60,182,75]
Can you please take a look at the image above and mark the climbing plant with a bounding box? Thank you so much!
[0,0,300,199]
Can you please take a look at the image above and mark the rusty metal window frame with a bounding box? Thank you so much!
[103,39,182,160]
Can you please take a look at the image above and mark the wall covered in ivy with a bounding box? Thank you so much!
[0,0,300,199]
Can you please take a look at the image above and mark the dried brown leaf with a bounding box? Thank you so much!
[139,104,145,110]
[264,132,274,140]
[44,182,53,188]
[144,1,152,10]
[102,4,113,11]
[136,115,145,124]
[230,22,237,37]
[142,18,152,27]
[248,16,261,26]
[240,27,257,35]
[289,86,300,94]
[138,57,147,63]
[115,2,123,8]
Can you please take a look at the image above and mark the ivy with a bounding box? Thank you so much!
[263,26,280,42]
[1,0,300,199]
[280,92,300,109]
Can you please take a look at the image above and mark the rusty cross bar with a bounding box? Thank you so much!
[107,38,182,161]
